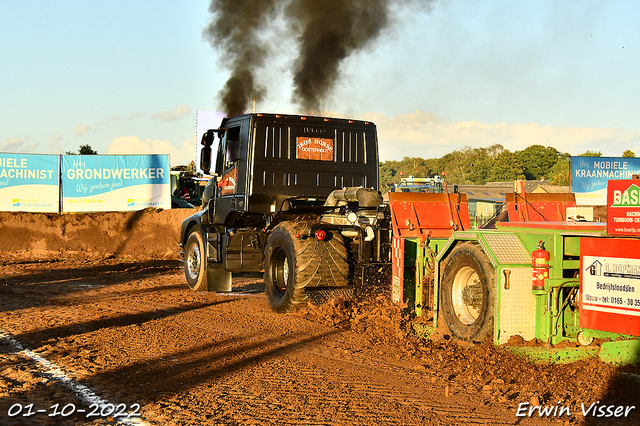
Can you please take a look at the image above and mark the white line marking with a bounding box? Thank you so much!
[0,330,152,426]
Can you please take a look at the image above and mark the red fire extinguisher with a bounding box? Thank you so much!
[532,241,549,291]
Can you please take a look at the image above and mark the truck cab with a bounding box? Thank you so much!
[204,113,378,221]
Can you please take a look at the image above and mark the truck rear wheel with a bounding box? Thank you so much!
[184,230,208,291]
[440,242,495,342]
[264,221,349,312]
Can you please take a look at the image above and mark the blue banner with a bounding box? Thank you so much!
[61,155,170,212]
[0,153,59,212]
[572,156,640,206]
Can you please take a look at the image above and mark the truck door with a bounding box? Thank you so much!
[212,124,247,224]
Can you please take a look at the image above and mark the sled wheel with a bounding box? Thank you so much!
[440,242,495,341]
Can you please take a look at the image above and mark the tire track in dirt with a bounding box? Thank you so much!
[166,332,529,425]
[280,346,522,425]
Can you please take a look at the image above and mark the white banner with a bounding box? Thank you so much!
[61,155,170,212]
[582,255,640,317]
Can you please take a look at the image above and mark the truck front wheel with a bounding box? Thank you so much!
[440,243,495,342]
[184,230,208,291]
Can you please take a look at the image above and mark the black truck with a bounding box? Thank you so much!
[180,113,392,312]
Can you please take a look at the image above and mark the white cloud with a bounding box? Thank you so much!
[126,113,144,120]
[1,137,35,152]
[107,136,196,167]
[360,110,640,161]
[74,123,92,137]
[152,105,191,123]
[48,132,65,154]
[94,115,130,128]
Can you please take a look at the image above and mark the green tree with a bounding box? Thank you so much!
[550,167,570,185]
[623,149,636,158]
[468,157,492,184]
[487,151,525,182]
[66,144,98,155]
[577,150,602,157]
[440,145,505,184]
[517,145,559,180]
[440,149,472,183]
[79,144,98,155]
[548,152,571,185]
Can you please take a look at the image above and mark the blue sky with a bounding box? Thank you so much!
[2,0,640,165]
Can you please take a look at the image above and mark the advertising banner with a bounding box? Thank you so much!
[580,238,640,336]
[0,153,59,212]
[62,155,170,212]
[572,156,640,206]
[607,179,640,236]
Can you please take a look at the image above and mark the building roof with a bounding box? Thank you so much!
[454,180,571,202]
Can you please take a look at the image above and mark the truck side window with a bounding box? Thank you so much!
[224,126,241,171]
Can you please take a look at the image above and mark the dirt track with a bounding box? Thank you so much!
[1,211,639,425]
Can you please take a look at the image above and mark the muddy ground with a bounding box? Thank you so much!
[1,210,639,425]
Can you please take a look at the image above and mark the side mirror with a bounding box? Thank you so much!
[200,146,212,174]
[202,129,214,147]
[199,129,215,174]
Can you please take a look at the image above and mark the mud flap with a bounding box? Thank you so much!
[207,263,232,292]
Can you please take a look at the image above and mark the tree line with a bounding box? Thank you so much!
[379,145,636,192]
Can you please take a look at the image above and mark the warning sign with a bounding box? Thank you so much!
[296,137,334,161]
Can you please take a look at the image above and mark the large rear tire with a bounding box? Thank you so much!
[264,221,349,313]
[440,242,495,342]
[184,231,208,291]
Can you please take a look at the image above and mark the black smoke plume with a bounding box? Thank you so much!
[203,0,279,118]
[205,0,432,116]
[285,0,390,113]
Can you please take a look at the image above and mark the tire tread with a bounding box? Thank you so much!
[264,220,350,312]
